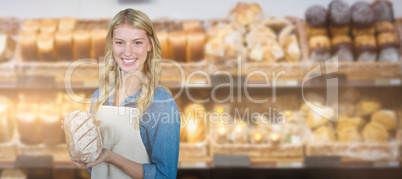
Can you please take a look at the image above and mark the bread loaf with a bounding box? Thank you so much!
[64,110,102,163]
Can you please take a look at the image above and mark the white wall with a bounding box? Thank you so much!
[0,0,401,20]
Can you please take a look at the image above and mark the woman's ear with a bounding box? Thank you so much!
[147,39,152,52]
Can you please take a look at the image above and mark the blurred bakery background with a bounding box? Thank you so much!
[0,0,402,178]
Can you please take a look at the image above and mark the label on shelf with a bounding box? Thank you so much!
[277,161,303,168]
[213,155,250,167]
[373,161,400,168]
[304,156,341,168]
[375,79,401,86]
[180,161,208,168]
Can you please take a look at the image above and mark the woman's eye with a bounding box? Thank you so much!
[115,41,123,45]
[134,41,143,45]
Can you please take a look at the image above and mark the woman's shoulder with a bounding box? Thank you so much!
[152,86,174,101]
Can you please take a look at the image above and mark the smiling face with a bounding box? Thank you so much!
[112,24,152,73]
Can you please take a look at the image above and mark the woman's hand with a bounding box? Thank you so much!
[71,160,86,168]
[86,148,112,168]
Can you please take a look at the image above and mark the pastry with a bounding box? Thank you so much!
[328,0,351,36]
[371,110,396,131]
[362,122,389,143]
[283,34,301,62]
[337,127,362,143]
[182,20,203,33]
[183,103,206,143]
[248,38,284,62]
[0,35,16,62]
[338,101,355,117]
[355,98,381,116]
[371,0,394,22]
[312,125,336,143]
[228,2,264,28]
[16,102,41,145]
[230,119,248,144]
[331,35,354,62]
[352,1,375,36]
[336,116,365,133]
[354,35,377,62]
[308,35,331,61]
[263,17,291,34]
[21,19,39,33]
[307,109,330,129]
[205,24,245,58]
[246,25,276,49]
[375,21,395,35]
[305,5,328,37]
[377,32,399,62]
[64,110,102,163]
[156,31,170,59]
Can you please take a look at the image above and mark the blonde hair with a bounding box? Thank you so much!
[93,8,170,129]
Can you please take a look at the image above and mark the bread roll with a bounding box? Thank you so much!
[338,101,355,117]
[37,32,56,62]
[371,0,394,22]
[355,98,381,116]
[182,20,203,33]
[0,96,13,143]
[55,31,73,61]
[371,110,396,131]
[354,35,377,62]
[307,109,330,129]
[248,39,284,62]
[308,35,331,62]
[22,19,39,33]
[0,35,16,62]
[73,30,91,60]
[375,22,395,35]
[331,35,354,62]
[64,110,102,163]
[352,1,375,36]
[336,116,365,133]
[312,125,336,143]
[328,0,351,36]
[305,5,328,37]
[362,122,389,143]
[59,17,77,31]
[246,25,277,49]
[205,24,245,58]
[91,29,107,60]
[19,31,38,62]
[283,35,301,62]
[263,17,291,34]
[39,102,63,146]
[186,32,205,62]
[39,19,58,33]
[168,31,186,62]
[377,32,399,62]
[228,2,264,28]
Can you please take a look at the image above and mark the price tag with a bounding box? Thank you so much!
[304,156,341,168]
[180,162,207,168]
[389,79,401,85]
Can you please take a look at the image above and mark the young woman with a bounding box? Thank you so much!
[71,8,181,179]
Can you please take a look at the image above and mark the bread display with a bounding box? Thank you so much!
[39,102,63,146]
[354,35,377,62]
[352,1,375,36]
[156,31,170,59]
[73,30,91,60]
[39,19,58,33]
[64,110,102,163]
[312,125,336,143]
[206,23,246,59]
[58,17,77,31]
[355,98,381,116]
[328,0,351,36]
[0,35,17,62]
[22,19,39,33]
[331,35,354,62]
[182,20,203,33]
[375,21,395,34]
[376,32,399,62]
[0,96,13,143]
[168,31,187,62]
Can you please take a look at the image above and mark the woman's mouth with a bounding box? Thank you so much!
[122,58,137,66]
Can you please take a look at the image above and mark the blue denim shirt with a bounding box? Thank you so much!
[89,87,181,179]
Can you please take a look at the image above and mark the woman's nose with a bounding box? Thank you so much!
[123,44,133,56]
